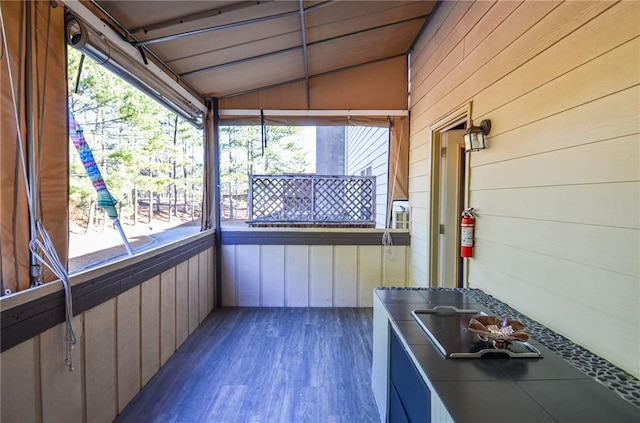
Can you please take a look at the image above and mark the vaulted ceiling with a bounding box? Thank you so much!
[90,0,437,111]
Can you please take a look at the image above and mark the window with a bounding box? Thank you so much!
[219,124,390,229]
[67,49,203,272]
[219,125,311,226]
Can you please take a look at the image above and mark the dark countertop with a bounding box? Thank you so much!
[377,288,640,423]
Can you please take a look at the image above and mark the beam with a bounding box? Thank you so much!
[216,52,407,99]
[298,0,310,110]
[178,16,426,78]
[220,109,409,117]
[135,8,299,47]
[131,0,275,34]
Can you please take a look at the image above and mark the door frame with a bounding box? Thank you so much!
[428,103,471,288]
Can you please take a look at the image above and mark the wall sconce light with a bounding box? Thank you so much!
[464,119,491,152]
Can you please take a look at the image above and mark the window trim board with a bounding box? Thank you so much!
[1,234,213,353]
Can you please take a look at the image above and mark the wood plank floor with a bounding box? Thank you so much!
[114,307,381,423]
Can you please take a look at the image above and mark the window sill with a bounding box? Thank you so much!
[1,230,214,352]
[220,228,410,245]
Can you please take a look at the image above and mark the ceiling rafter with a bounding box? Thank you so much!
[130,1,275,34]
[134,9,299,47]
[179,15,427,78]
[133,0,336,48]
[307,14,430,46]
[215,52,407,100]
[298,0,310,110]
[181,46,302,78]
[82,0,435,110]
[165,28,301,65]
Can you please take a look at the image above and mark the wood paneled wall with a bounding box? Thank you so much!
[0,248,215,423]
[221,244,409,307]
[408,1,639,377]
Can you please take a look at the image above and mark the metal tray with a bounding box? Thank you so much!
[412,309,542,359]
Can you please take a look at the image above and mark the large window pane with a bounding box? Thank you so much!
[219,125,390,229]
[68,49,202,272]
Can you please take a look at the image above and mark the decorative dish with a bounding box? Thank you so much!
[468,316,529,349]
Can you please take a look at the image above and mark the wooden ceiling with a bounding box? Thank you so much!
[92,0,437,109]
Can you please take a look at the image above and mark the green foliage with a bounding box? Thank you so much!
[220,125,309,196]
[69,154,94,207]
[67,49,203,223]
[68,48,311,225]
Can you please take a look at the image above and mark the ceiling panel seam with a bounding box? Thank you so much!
[216,53,407,100]
[181,46,303,78]
[165,30,302,65]
[306,15,429,46]
[130,0,333,36]
[298,0,310,110]
[135,9,300,47]
[130,0,277,34]
[142,12,428,50]
[179,16,426,78]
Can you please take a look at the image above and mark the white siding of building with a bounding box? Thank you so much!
[346,126,389,228]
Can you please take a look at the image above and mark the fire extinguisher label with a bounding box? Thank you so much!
[461,227,474,247]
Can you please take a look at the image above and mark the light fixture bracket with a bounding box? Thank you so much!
[477,119,491,135]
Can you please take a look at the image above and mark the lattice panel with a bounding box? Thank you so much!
[248,175,375,224]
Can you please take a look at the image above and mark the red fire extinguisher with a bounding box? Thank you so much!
[460,208,476,258]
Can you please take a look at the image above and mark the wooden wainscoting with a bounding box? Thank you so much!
[221,243,409,308]
[0,245,215,423]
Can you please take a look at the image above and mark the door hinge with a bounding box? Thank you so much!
[441,147,447,158]
[439,224,445,234]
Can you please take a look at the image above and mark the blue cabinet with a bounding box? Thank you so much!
[388,380,410,423]
[389,328,431,423]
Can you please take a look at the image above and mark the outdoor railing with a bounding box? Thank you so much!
[248,174,376,226]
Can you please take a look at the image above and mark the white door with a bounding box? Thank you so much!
[437,130,465,288]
